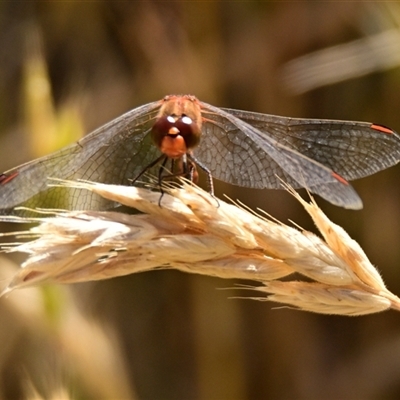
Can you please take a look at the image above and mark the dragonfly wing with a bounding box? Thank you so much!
[263,142,362,209]
[198,103,362,209]
[224,108,400,180]
[196,111,297,190]
[0,101,162,213]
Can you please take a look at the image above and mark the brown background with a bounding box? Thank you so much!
[1,2,400,399]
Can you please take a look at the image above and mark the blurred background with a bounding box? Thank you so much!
[1,1,400,399]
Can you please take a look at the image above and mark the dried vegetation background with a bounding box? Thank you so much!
[1,2,400,399]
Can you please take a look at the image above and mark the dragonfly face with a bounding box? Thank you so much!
[152,95,202,156]
[1,94,400,213]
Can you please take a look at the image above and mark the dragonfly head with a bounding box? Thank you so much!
[152,95,202,158]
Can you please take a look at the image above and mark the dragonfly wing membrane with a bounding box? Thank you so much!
[0,101,162,213]
[195,114,297,189]
[224,108,400,180]
[199,103,363,209]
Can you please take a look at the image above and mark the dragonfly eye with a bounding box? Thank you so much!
[166,115,176,124]
[174,116,201,148]
[181,116,192,125]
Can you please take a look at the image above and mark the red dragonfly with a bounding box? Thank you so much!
[0,94,399,213]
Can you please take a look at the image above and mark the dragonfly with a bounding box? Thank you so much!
[0,94,400,214]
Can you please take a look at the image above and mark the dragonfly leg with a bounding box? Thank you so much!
[130,154,167,186]
[187,154,214,195]
[187,153,219,207]
[156,156,171,205]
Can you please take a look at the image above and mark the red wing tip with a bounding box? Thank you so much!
[332,171,349,185]
[371,123,395,135]
[0,171,19,185]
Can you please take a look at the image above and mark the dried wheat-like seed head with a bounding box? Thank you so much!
[1,179,399,316]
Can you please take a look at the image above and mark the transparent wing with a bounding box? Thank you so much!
[0,101,162,213]
[223,108,400,180]
[197,103,364,209]
[195,111,294,189]
[3,96,399,213]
